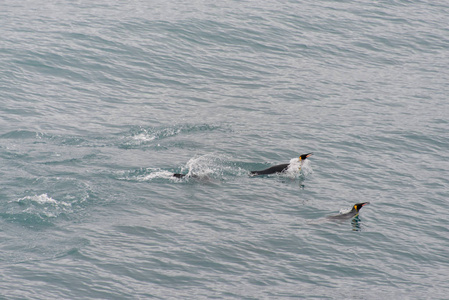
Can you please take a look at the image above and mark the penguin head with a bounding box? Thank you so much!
[353,202,370,212]
[299,153,313,161]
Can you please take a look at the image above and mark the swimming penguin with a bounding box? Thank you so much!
[250,153,313,176]
[172,173,186,179]
[172,173,202,179]
[326,202,370,220]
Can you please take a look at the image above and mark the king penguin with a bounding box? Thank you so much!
[326,202,370,220]
[250,153,313,176]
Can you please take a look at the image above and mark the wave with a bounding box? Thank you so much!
[119,123,223,149]
[0,130,46,140]
[1,194,72,227]
[0,130,92,147]
[15,193,71,207]
[1,175,93,227]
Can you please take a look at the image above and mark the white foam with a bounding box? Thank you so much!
[132,132,156,142]
[182,153,225,179]
[283,157,313,178]
[139,170,174,181]
[300,159,313,176]
[131,126,184,143]
[15,193,71,207]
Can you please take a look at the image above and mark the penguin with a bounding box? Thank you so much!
[172,173,186,179]
[172,173,201,179]
[326,202,370,220]
[250,153,313,176]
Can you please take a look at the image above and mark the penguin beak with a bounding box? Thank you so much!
[299,153,313,160]
[357,202,370,211]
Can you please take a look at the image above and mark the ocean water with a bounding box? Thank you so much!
[1,0,449,298]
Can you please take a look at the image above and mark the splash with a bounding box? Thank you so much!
[117,153,252,182]
[115,168,175,181]
[132,131,157,142]
[178,153,243,181]
[140,170,176,181]
[282,157,313,178]
[9,193,72,219]
[164,153,244,181]
[182,154,219,178]
[16,194,71,208]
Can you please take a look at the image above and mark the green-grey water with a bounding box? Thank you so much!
[1,1,449,298]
